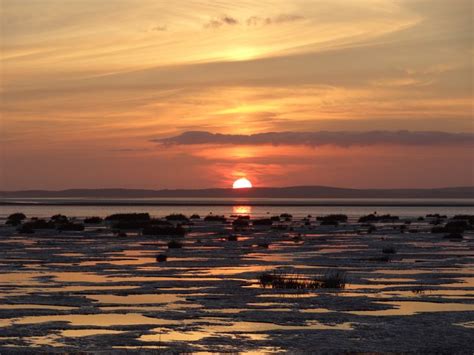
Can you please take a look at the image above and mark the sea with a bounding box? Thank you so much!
[1,198,473,219]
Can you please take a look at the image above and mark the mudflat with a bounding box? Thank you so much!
[0,213,472,353]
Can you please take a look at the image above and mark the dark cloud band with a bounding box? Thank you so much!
[155,130,474,147]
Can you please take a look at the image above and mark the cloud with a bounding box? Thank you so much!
[154,130,474,147]
[204,15,238,28]
[149,25,166,32]
[246,14,304,26]
[204,14,303,29]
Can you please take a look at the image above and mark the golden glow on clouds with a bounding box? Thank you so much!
[1,0,472,189]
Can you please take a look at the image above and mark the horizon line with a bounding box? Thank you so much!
[2,185,474,193]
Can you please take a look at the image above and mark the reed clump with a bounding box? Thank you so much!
[258,269,347,290]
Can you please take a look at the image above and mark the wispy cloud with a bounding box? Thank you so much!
[149,25,167,32]
[204,15,239,28]
[155,131,474,147]
[204,14,303,29]
[246,14,304,26]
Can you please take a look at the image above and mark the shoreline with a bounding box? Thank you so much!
[2,201,474,207]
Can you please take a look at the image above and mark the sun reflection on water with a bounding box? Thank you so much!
[233,205,252,215]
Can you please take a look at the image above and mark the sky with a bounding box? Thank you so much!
[1,0,473,190]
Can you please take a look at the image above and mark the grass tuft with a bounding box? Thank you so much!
[156,254,167,262]
[167,240,183,249]
[258,269,347,290]
[382,246,397,254]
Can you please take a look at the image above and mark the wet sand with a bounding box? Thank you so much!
[0,214,472,353]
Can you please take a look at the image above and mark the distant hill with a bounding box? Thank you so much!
[1,186,473,199]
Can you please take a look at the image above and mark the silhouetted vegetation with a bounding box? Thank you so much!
[112,220,153,229]
[20,219,54,230]
[227,234,238,241]
[367,225,377,234]
[142,225,186,237]
[452,215,474,224]
[426,213,447,219]
[319,269,347,289]
[382,246,397,254]
[17,224,34,234]
[443,233,463,240]
[317,214,348,223]
[105,213,150,222]
[51,214,69,223]
[292,234,302,242]
[364,255,391,262]
[430,219,442,225]
[233,217,249,227]
[156,254,167,262]
[258,269,347,289]
[252,218,273,226]
[57,222,85,232]
[358,214,399,223]
[84,217,103,224]
[432,220,470,234]
[259,272,319,289]
[446,220,470,230]
[270,216,280,222]
[167,240,183,248]
[271,224,288,231]
[204,215,227,223]
[431,226,445,233]
[165,214,189,222]
[6,213,26,226]
[190,214,200,219]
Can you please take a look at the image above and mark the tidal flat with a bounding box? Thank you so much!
[0,213,472,353]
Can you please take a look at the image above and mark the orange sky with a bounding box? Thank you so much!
[1,0,473,190]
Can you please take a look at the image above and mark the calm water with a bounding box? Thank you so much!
[1,198,472,218]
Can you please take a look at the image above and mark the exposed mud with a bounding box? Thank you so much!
[0,214,472,353]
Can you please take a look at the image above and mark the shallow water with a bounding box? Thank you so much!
[0,213,473,352]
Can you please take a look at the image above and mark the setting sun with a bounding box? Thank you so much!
[232,177,252,189]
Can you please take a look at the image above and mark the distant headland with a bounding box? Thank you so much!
[1,186,473,199]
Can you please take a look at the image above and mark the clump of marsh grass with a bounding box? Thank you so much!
[6,213,26,226]
[17,224,35,234]
[167,240,183,249]
[411,283,428,295]
[227,234,238,241]
[258,271,319,290]
[318,269,347,289]
[105,213,150,222]
[142,225,186,237]
[156,254,167,262]
[443,232,463,240]
[317,214,348,226]
[84,216,103,224]
[56,222,84,232]
[258,269,347,290]
[204,215,227,223]
[252,218,273,226]
[165,214,189,222]
[382,246,397,254]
